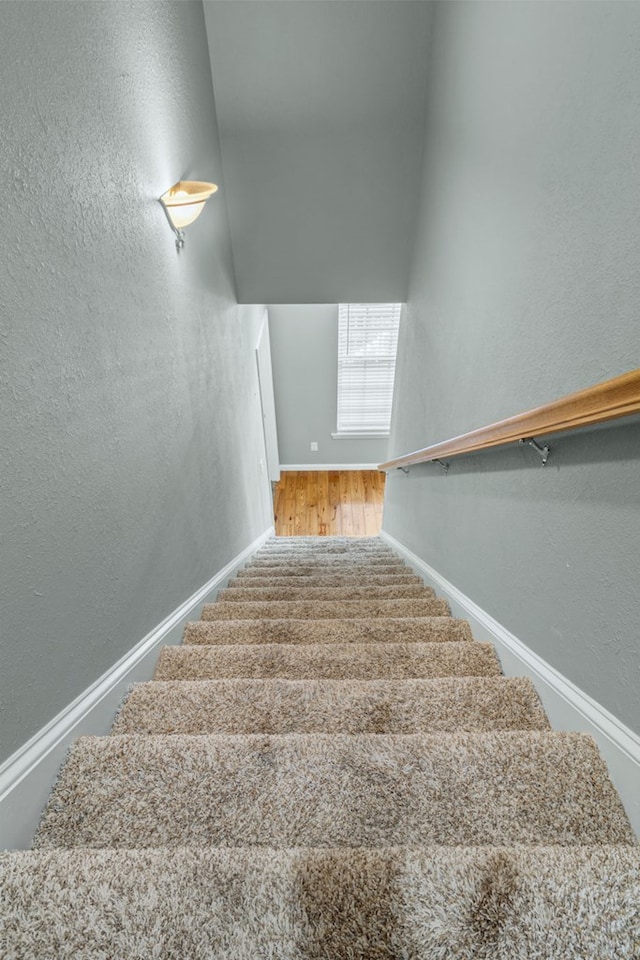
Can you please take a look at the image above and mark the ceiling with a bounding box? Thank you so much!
[203,1,433,304]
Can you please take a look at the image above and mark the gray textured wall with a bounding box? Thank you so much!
[384,1,640,732]
[0,1,272,763]
[269,305,389,466]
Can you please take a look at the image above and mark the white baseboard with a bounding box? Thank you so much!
[381,530,640,838]
[0,527,274,851]
[279,464,382,471]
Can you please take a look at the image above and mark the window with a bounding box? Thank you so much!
[334,302,402,437]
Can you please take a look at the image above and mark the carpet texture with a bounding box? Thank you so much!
[153,641,502,680]
[217,583,435,602]
[112,677,551,735]
[245,556,406,568]
[255,539,397,553]
[33,732,633,849]
[3,847,638,959]
[237,562,408,577]
[201,597,451,620]
[230,572,423,587]
[181,615,473,646]
[2,536,637,958]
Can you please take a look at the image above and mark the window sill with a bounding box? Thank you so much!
[331,431,390,439]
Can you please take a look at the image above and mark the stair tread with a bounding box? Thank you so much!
[218,584,435,602]
[239,563,408,576]
[155,640,501,679]
[231,573,423,586]
[252,553,398,563]
[182,616,472,645]
[4,846,637,960]
[202,597,450,620]
[245,557,407,568]
[255,541,391,553]
[259,536,386,544]
[33,732,634,849]
[112,676,550,735]
[258,539,389,545]
[255,546,396,555]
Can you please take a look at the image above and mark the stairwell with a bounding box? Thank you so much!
[1,536,638,957]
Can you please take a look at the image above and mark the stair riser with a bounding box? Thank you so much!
[201,599,451,620]
[182,617,473,646]
[155,642,504,680]
[33,733,634,849]
[112,677,550,736]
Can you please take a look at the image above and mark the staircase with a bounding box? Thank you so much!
[2,536,638,957]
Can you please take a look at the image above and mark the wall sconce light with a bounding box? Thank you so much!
[159,180,218,250]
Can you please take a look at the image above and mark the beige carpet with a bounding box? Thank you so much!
[182,614,473,645]
[237,562,408,576]
[246,556,406,568]
[201,596,451,620]
[4,846,638,960]
[154,640,503,680]
[2,536,638,957]
[32,731,632,849]
[217,583,435,602]
[112,676,550,735]
[231,572,423,587]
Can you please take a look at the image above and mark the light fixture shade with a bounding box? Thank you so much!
[160,180,218,231]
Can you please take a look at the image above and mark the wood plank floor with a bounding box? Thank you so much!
[273,470,386,537]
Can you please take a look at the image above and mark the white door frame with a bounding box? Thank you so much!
[256,309,281,483]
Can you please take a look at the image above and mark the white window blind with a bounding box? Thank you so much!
[336,302,401,435]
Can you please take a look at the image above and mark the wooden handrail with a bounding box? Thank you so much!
[380,367,640,470]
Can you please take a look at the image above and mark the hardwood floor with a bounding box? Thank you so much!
[273,470,386,537]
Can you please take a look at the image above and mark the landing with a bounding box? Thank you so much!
[273,470,385,537]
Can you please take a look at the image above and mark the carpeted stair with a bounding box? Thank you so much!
[1,535,638,957]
